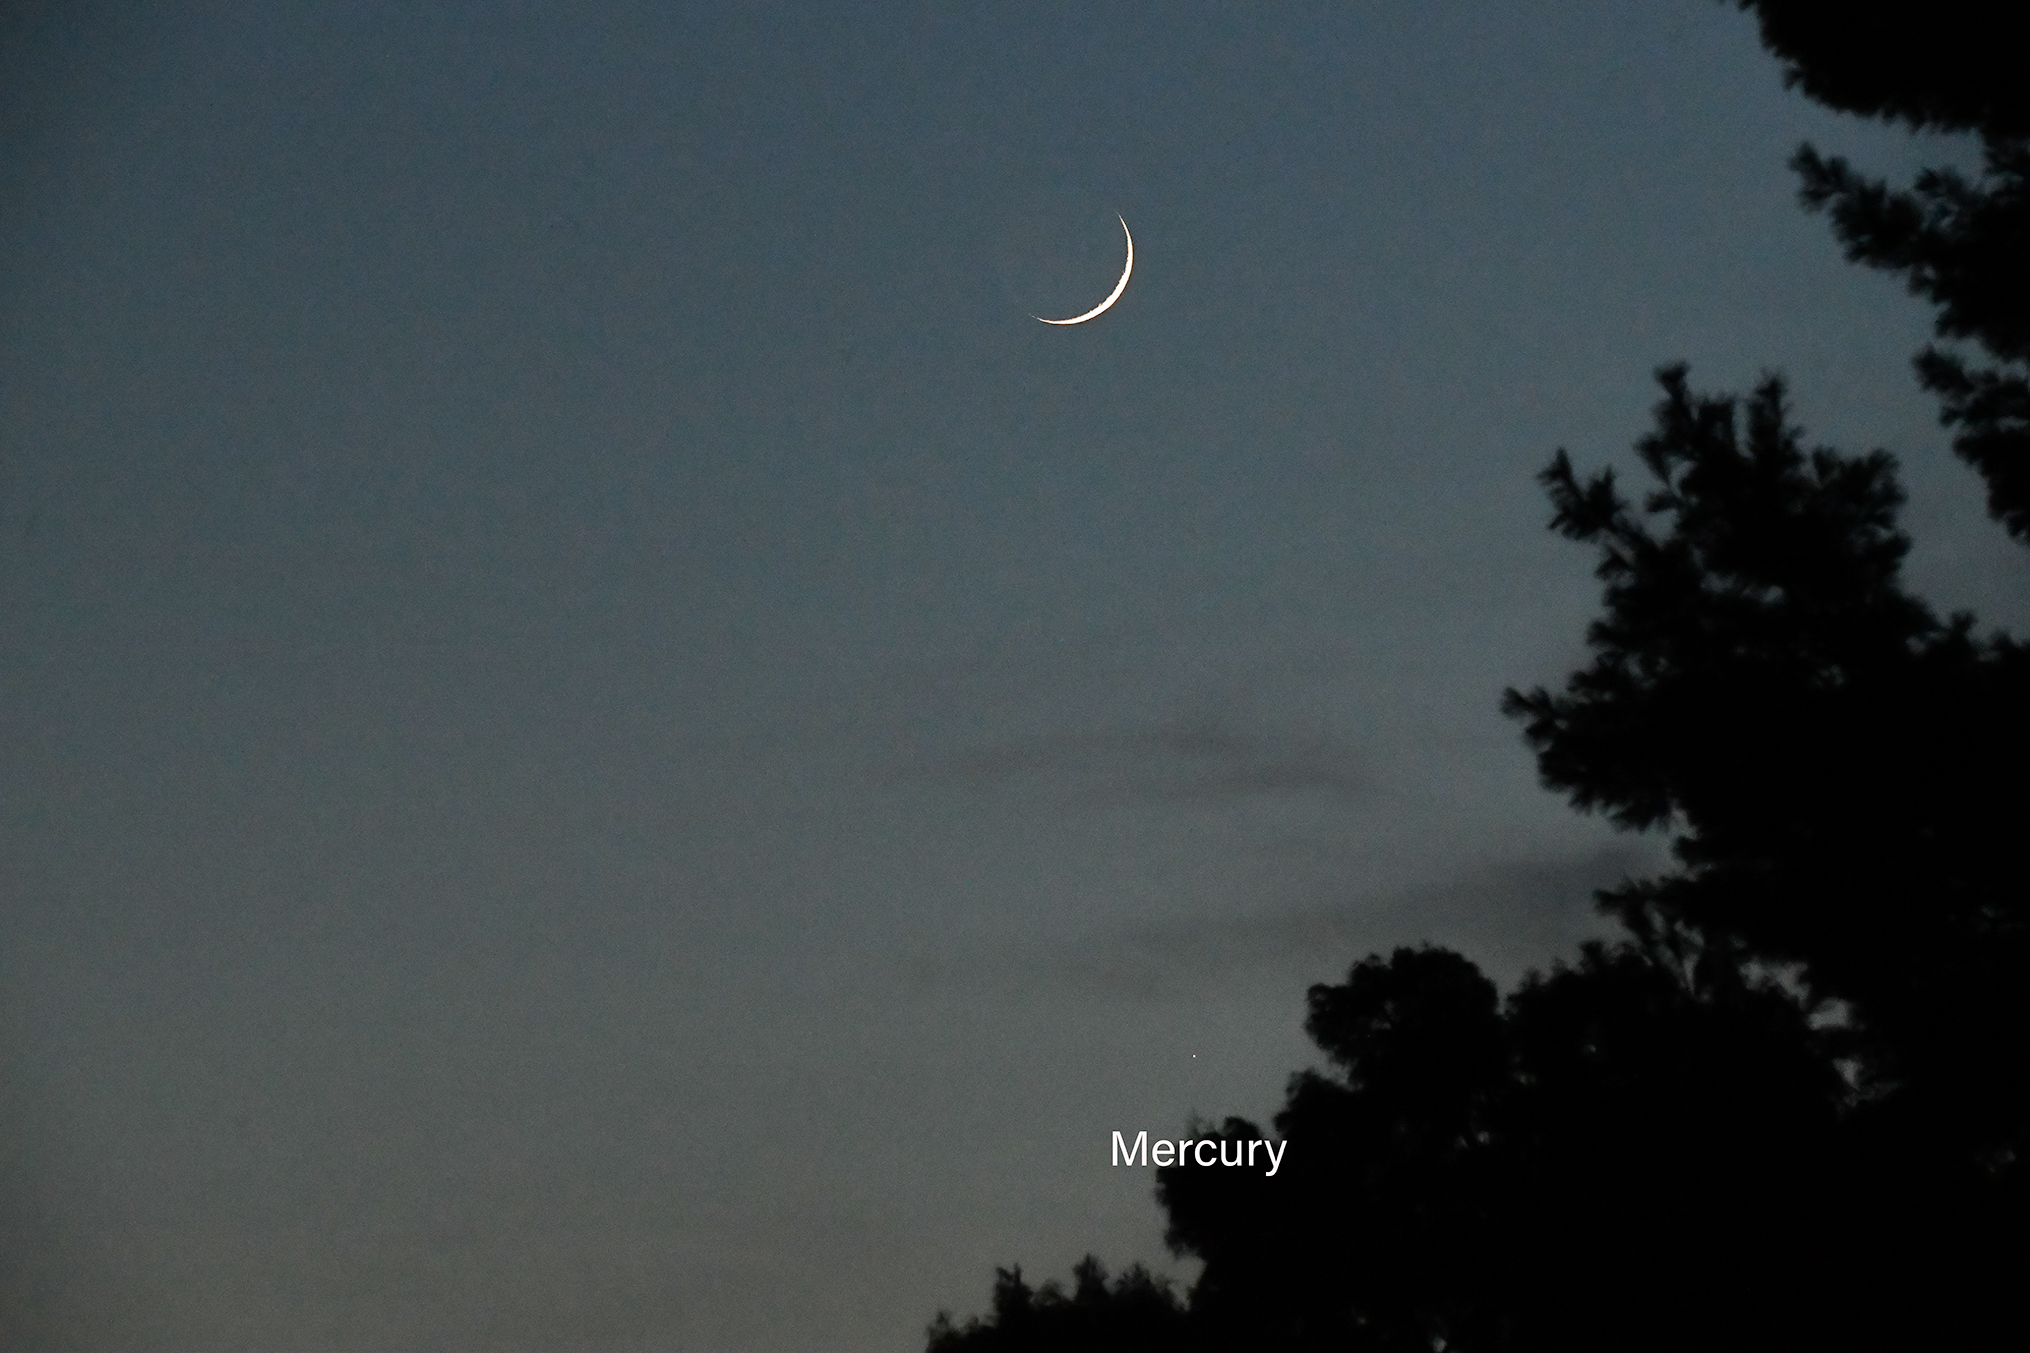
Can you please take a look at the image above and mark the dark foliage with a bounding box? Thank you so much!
[1157,936,2022,1352]
[1503,368,2030,1172]
[1792,141,2030,536]
[1158,941,1857,1352]
[1728,1,2030,136]
[925,13,2030,1349]
[925,1257,1189,1353]
[1731,2,2030,537]
[1160,949,1505,1351]
[928,372,2027,1352]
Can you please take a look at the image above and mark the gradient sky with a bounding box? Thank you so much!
[4,2,2026,1349]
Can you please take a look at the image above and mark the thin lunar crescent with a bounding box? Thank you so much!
[1035,216,1133,325]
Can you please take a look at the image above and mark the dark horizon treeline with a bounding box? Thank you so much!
[925,4,2030,1349]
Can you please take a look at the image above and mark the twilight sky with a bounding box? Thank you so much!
[4,2,2026,1349]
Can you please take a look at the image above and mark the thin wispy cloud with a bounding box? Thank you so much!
[1038,844,1662,998]
[903,709,1369,806]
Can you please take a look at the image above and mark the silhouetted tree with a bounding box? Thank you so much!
[1499,365,2026,1347]
[923,15,2030,1347]
[1727,2,2030,137]
[1160,948,1505,1351]
[1793,139,2030,536]
[925,1257,1189,1353]
[1730,1,2030,536]
[1490,942,1851,1351]
[927,371,2026,1351]
[1502,367,2030,1173]
[1153,940,1856,1353]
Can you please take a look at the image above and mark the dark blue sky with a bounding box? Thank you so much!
[4,2,2024,1348]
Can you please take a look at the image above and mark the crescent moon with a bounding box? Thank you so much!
[1035,216,1133,325]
